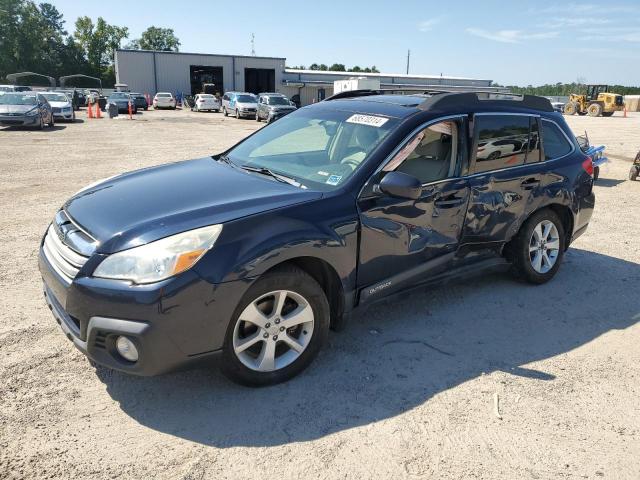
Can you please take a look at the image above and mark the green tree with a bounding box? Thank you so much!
[318,64,328,71]
[329,63,346,71]
[74,16,128,82]
[127,26,180,51]
[350,66,362,72]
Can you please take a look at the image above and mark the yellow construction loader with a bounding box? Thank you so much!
[564,85,625,117]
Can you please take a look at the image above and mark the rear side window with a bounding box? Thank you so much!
[541,120,572,160]
[473,115,530,173]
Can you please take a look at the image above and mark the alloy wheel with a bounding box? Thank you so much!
[529,220,560,274]
[232,290,314,372]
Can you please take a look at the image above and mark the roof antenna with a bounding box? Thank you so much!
[251,33,256,56]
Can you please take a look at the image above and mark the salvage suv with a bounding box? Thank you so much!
[39,90,595,386]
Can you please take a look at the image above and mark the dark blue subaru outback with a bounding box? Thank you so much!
[39,91,595,386]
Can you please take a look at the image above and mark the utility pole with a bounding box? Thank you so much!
[251,33,256,56]
[406,49,410,75]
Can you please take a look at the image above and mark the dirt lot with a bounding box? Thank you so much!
[1,108,639,480]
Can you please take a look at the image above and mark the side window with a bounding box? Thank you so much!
[541,120,572,160]
[474,115,530,173]
[384,120,458,184]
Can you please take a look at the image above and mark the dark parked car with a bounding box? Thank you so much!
[106,92,137,114]
[256,93,296,123]
[0,92,54,128]
[39,91,595,386]
[130,92,148,111]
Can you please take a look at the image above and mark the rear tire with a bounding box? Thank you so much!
[221,265,330,386]
[223,107,228,117]
[235,109,240,119]
[510,209,565,284]
[601,111,614,117]
[593,166,600,181]
[630,166,639,181]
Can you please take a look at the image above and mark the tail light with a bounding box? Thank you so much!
[582,156,594,176]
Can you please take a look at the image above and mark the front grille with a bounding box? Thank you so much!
[52,107,61,113]
[42,210,95,284]
[94,331,108,349]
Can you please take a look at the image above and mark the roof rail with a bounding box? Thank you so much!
[417,92,554,112]
[324,88,553,112]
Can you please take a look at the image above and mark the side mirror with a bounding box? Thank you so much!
[377,171,422,200]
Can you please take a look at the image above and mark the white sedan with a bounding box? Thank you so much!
[192,94,220,112]
[153,92,176,110]
[41,91,75,122]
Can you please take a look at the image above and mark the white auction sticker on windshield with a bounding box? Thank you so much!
[346,114,389,127]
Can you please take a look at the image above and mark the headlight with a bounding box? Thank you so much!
[93,224,223,284]
[26,108,39,116]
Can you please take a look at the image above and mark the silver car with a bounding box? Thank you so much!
[41,92,76,122]
[0,92,54,129]
[221,92,258,118]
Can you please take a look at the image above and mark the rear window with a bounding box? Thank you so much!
[473,115,530,173]
[157,93,172,98]
[542,120,573,160]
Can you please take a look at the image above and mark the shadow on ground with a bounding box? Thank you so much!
[97,248,640,447]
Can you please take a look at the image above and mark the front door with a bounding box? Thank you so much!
[357,117,470,302]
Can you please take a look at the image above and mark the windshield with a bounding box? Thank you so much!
[0,86,11,92]
[42,93,69,102]
[109,93,129,99]
[0,93,37,105]
[226,109,397,190]
[267,96,289,105]
[157,93,172,97]
[200,94,214,99]
[237,95,256,103]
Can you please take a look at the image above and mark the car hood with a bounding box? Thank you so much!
[64,157,322,253]
[49,101,70,108]
[0,104,35,114]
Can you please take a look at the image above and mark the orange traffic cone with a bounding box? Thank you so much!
[95,102,102,118]
[128,101,133,120]
[624,106,627,118]
[87,102,93,118]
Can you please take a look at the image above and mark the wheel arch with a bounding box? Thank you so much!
[505,203,575,256]
[261,256,346,330]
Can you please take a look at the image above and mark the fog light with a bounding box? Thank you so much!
[115,336,139,362]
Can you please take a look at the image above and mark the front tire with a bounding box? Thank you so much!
[235,108,240,119]
[223,107,228,116]
[510,209,565,284]
[630,166,639,181]
[221,265,330,386]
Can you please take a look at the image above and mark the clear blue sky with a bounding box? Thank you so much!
[50,0,640,86]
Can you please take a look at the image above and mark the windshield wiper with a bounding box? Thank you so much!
[239,165,303,188]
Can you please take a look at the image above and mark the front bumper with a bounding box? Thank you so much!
[0,114,39,127]
[39,247,252,376]
[53,111,74,120]
[238,109,256,118]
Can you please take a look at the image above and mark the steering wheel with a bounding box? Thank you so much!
[340,157,361,170]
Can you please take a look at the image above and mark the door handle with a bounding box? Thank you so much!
[520,178,540,190]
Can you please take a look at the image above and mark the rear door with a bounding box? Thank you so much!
[461,113,542,245]
[357,116,471,301]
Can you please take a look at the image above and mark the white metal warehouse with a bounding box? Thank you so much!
[114,49,493,106]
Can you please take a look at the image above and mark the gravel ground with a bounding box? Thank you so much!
[1,108,639,480]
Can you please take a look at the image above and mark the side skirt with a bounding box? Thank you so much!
[357,256,511,307]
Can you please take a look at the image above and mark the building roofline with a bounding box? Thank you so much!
[284,68,491,82]
[116,49,286,61]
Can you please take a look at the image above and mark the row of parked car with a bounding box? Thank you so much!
[191,91,297,123]
[0,85,299,128]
